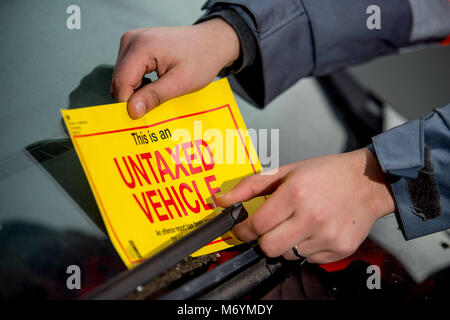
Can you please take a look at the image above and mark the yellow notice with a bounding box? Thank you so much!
[62,78,264,269]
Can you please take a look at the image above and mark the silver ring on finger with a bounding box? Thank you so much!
[292,245,307,265]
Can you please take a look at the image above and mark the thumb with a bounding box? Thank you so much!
[127,67,193,119]
[217,164,296,208]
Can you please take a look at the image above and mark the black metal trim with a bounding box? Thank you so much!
[83,203,248,300]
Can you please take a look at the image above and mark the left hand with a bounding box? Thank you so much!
[110,19,240,119]
[217,148,396,264]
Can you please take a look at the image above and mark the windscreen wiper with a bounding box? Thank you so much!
[83,202,248,300]
[158,245,265,300]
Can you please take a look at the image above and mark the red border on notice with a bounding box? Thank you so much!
[73,104,257,265]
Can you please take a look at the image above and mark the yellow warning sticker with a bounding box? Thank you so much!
[62,78,264,268]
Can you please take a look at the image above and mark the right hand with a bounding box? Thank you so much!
[111,18,241,119]
[218,148,395,264]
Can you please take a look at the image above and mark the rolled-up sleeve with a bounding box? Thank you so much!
[369,105,450,240]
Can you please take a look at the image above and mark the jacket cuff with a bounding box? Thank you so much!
[372,119,424,179]
[369,105,450,240]
[199,0,315,108]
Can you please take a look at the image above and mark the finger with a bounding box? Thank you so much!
[282,238,319,261]
[257,214,312,258]
[115,30,144,66]
[217,163,297,208]
[232,181,297,242]
[127,66,193,118]
[282,248,305,261]
[305,251,341,264]
[112,45,158,103]
[111,30,144,98]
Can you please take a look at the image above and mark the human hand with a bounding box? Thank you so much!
[218,148,396,264]
[111,18,240,119]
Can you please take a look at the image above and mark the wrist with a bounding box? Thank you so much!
[196,18,241,69]
[357,147,396,220]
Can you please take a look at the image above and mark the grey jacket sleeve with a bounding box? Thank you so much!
[199,0,450,107]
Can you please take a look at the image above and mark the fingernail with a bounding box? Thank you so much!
[117,94,129,103]
[216,195,228,207]
[134,101,146,118]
